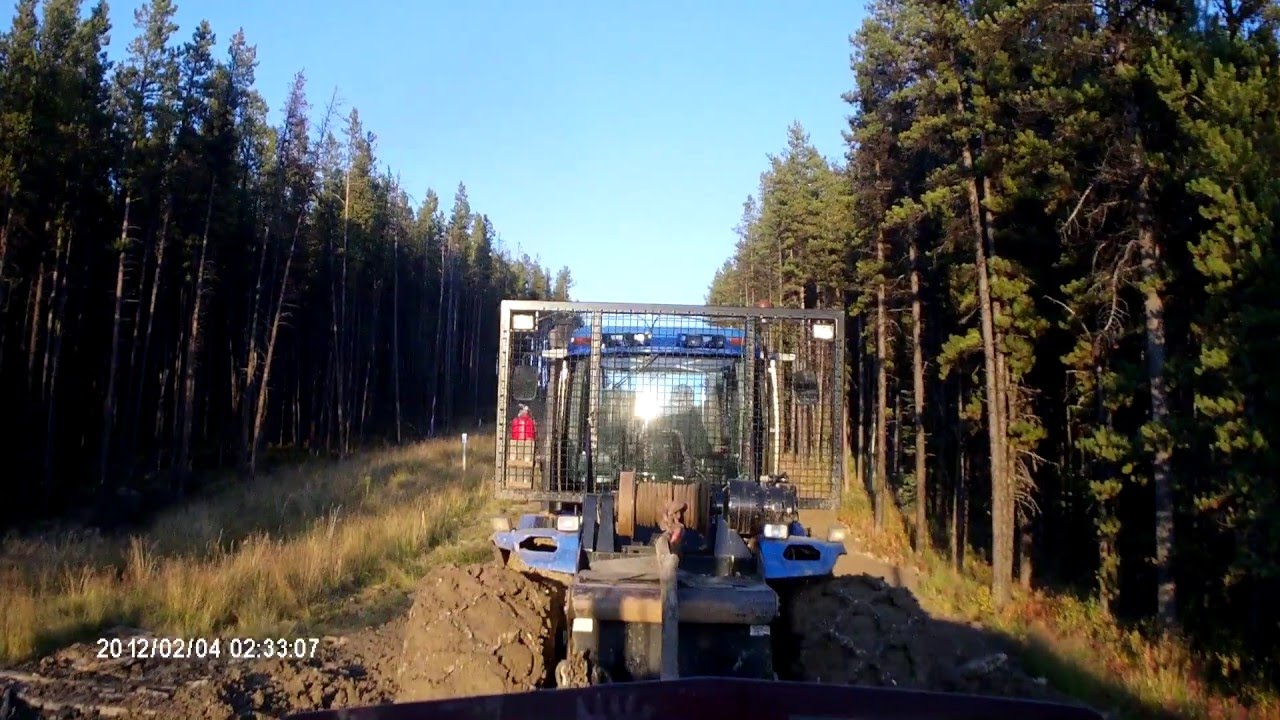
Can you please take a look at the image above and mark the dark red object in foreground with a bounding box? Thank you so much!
[286,678,1104,720]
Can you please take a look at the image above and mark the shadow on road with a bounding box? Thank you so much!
[779,562,1187,720]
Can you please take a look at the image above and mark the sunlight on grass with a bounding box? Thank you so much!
[0,434,493,664]
[839,476,915,562]
[838,482,1279,720]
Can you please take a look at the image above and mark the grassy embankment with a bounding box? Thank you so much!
[0,434,503,664]
[837,486,1277,720]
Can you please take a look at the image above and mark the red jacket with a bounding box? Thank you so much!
[511,414,536,441]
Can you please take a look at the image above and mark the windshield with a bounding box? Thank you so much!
[594,355,742,481]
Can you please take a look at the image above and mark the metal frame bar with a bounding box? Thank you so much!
[830,316,846,510]
[495,305,513,496]
[502,299,843,322]
[743,321,756,481]
[588,311,603,493]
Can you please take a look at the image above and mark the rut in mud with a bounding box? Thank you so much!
[1,563,1070,719]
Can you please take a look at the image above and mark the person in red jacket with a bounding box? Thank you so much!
[511,404,537,440]
[508,405,538,489]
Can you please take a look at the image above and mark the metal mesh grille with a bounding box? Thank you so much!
[495,301,844,509]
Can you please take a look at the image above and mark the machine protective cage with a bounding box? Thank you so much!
[494,300,845,510]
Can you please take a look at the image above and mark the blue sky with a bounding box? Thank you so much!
[10,0,868,304]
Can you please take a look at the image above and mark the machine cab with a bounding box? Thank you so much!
[496,301,841,512]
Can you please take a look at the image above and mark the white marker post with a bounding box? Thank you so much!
[461,433,469,474]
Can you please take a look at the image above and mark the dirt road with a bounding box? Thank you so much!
[0,522,1068,719]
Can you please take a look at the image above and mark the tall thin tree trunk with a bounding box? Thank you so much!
[0,205,12,371]
[392,228,402,443]
[42,219,72,494]
[951,59,1013,600]
[874,227,889,532]
[1137,170,1176,629]
[471,300,481,420]
[960,440,969,568]
[855,314,866,494]
[241,216,272,470]
[345,295,358,448]
[450,259,461,424]
[294,364,303,447]
[325,232,339,453]
[160,326,177,443]
[948,377,961,569]
[132,201,172,468]
[26,260,45,394]
[101,195,133,488]
[250,221,302,476]
[910,236,927,554]
[1114,21,1177,635]
[964,157,1011,604]
[430,242,445,436]
[41,219,67,399]
[178,186,215,488]
[361,318,375,436]
[338,166,350,456]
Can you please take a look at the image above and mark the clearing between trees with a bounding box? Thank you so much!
[0,436,1267,720]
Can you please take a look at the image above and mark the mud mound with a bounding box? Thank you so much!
[395,564,566,702]
[780,574,1057,700]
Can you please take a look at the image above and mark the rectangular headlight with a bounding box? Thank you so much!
[556,515,582,533]
[512,313,535,331]
[812,322,835,341]
[762,523,789,539]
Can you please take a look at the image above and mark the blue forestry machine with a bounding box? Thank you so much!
[489,300,851,684]
[291,300,1103,720]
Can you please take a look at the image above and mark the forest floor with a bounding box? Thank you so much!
[0,437,1270,719]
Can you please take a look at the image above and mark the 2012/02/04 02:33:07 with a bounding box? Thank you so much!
[94,636,321,660]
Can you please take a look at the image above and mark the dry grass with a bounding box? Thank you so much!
[838,483,1279,720]
[0,434,494,664]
